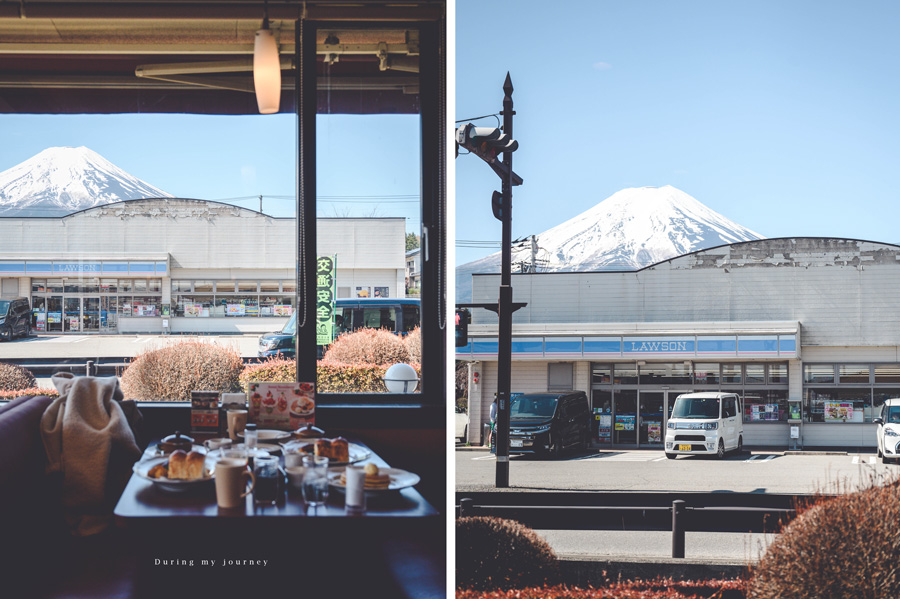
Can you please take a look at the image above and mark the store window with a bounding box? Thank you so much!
[803,364,894,422]
[591,364,612,385]
[638,363,691,385]
[613,365,638,385]
[744,390,789,422]
[768,363,788,384]
[745,364,765,384]
[839,364,871,384]
[172,280,192,293]
[875,365,900,384]
[805,364,835,384]
[693,363,720,385]
[721,364,742,385]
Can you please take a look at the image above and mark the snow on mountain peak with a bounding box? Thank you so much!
[457,185,764,301]
[0,146,173,217]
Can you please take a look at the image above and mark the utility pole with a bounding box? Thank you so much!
[530,235,538,273]
[259,194,263,213]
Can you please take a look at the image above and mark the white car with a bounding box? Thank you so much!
[455,407,468,443]
[664,392,743,459]
[874,398,900,464]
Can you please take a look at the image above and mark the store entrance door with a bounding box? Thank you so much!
[639,391,666,447]
[613,390,638,445]
[47,296,63,333]
[82,297,100,332]
[64,297,81,332]
[99,296,117,333]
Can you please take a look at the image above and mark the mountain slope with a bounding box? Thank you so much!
[457,185,764,301]
[0,146,172,217]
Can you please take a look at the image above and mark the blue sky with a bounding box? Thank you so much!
[0,113,421,232]
[456,0,900,264]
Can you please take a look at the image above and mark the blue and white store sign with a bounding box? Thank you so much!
[458,333,799,360]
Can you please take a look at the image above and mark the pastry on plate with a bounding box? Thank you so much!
[314,437,349,463]
[342,463,390,489]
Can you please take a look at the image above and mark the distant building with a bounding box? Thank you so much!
[459,237,900,450]
[0,198,406,334]
[405,247,421,294]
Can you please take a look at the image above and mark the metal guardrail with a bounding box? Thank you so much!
[457,492,805,559]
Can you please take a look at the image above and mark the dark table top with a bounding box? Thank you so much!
[114,438,439,524]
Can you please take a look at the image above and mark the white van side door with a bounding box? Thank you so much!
[723,396,738,449]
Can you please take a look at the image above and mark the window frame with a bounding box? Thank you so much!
[296,18,445,412]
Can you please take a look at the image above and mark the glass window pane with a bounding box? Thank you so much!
[215,281,235,293]
[745,364,765,384]
[32,279,47,293]
[194,280,213,293]
[838,364,870,384]
[638,363,691,385]
[875,365,900,384]
[176,295,214,317]
[132,296,160,317]
[282,280,296,294]
[805,364,835,384]
[100,279,118,293]
[613,365,638,385]
[260,280,280,293]
[237,281,258,293]
[118,279,133,293]
[592,364,612,385]
[768,363,788,384]
[172,280,192,293]
[874,390,900,414]
[47,279,64,293]
[133,279,148,293]
[721,364,741,384]
[693,363,719,385]
[744,390,789,422]
[148,279,161,293]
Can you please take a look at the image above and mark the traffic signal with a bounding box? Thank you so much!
[455,308,470,348]
[491,190,504,221]
[455,123,518,159]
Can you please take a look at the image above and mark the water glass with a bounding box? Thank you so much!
[301,455,329,508]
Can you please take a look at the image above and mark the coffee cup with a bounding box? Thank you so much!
[215,457,255,509]
[226,409,248,442]
[204,438,232,452]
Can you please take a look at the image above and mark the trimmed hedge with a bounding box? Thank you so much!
[323,327,410,366]
[0,387,59,400]
[748,481,900,599]
[240,357,421,394]
[120,341,243,401]
[0,363,36,391]
[457,516,559,591]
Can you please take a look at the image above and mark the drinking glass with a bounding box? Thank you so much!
[301,455,329,508]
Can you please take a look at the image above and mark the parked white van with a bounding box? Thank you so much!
[664,392,743,459]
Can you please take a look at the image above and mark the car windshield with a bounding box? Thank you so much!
[886,406,900,424]
[510,395,558,419]
[0,301,9,317]
[280,313,296,336]
[671,397,721,419]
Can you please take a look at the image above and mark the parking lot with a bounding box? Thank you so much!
[456,448,898,494]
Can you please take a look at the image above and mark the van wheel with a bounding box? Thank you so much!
[716,439,725,460]
[665,452,677,460]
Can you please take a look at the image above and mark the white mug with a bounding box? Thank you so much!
[226,410,249,442]
[204,437,232,452]
[215,458,255,509]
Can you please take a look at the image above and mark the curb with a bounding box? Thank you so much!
[456,445,490,451]
[558,556,750,584]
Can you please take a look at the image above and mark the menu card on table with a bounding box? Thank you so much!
[248,382,315,430]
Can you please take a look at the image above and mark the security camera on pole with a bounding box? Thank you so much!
[455,73,522,488]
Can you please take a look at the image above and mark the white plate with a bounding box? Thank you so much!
[133,455,214,492]
[328,468,420,492]
[237,429,293,443]
[289,442,371,466]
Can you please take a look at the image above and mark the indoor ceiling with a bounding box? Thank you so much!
[0,1,441,114]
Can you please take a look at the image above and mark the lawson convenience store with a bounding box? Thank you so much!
[458,237,900,450]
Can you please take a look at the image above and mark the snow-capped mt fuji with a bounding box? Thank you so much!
[457,185,764,301]
[0,146,172,217]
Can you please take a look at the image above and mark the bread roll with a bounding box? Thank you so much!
[169,450,206,480]
[314,437,350,463]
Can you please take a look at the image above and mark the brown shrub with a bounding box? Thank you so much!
[120,342,243,401]
[322,328,410,366]
[748,481,900,599]
[456,516,559,591]
[0,362,36,391]
[455,580,747,599]
[404,326,421,364]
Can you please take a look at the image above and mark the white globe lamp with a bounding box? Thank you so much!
[383,363,419,393]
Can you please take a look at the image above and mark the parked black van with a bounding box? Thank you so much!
[258,298,421,359]
[508,391,591,458]
[0,297,31,341]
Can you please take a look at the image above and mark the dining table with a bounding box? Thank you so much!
[113,435,444,598]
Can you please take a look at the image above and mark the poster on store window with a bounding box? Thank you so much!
[226,303,246,317]
[824,401,853,422]
[184,304,202,317]
[374,286,389,298]
[356,286,371,298]
[615,414,635,431]
[647,422,662,443]
[595,413,612,443]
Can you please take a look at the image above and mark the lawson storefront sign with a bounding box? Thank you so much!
[457,333,799,360]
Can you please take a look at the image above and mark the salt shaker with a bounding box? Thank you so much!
[345,466,366,513]
[244,423,258,449]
